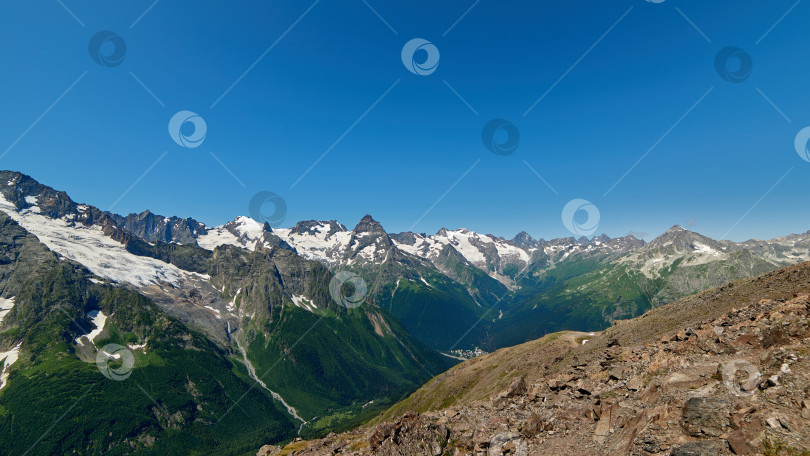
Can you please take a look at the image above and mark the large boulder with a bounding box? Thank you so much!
[682,398,731,437]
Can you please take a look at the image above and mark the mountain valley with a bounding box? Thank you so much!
[0,170,807,455]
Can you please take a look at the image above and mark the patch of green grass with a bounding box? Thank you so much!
[762,438,810,456]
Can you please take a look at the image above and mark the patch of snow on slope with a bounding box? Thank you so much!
[0,343,21,390]
[204,306,222,318]
[693,242,722,257]
[196,228,240,250]
[290,295,316,312]
[75,310,107,347]
[0,297,14,325]
[0,194,205,288]
[227,288,241,312]
[127,342,147,353]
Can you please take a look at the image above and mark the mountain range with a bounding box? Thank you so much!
[94,178,810,351]
[0,170,808,455]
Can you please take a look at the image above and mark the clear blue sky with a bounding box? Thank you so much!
[1,0,808,242]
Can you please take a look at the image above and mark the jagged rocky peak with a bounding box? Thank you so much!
[344,215,395,263]
[511,231,540,249]
[115,209,208,245]
[0,170,76,218]
[290,220,346,237]
[353,214,387,235]
[0,170,115,229]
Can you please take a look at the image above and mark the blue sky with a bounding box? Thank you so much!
[1,0,808,242]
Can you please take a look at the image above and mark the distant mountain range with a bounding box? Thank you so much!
[102,183,810,350]
[0,169,808,454]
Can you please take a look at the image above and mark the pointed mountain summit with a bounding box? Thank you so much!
[353,214,387,234]
[345,215,394,264]
[510,231,541,249]
[647,225,727,253]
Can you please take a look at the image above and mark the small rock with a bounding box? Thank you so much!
[521,413,543,438]
[727,430,758,455]
[766,415,783,429]
[503,376,527,398]
[625,375,645,392]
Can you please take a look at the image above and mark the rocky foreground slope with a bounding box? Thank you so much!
[259,261,810,455]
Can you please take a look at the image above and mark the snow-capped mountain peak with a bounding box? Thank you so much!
[197,216,276,252]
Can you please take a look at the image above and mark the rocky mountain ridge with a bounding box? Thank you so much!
[3,170,809,353]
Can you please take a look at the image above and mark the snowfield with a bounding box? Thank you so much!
[0,343,21,390]
[197,216,269,251]
[275,224,353,266]
[75,310,108,348]
[0,194,207,288]
[0,297,14,325]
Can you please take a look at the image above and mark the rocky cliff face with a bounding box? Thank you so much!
[261,261,810,455]
[112,210,208,245]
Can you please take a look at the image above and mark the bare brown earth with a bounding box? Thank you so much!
[258,261,810,456]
